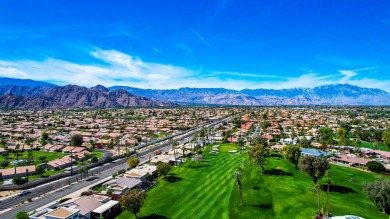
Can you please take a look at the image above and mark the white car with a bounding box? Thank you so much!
[18,190,31,196]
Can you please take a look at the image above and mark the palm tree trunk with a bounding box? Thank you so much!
[326,182,330,218]
[316,183,321,217]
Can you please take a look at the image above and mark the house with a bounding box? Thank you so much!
[332,155,370,167]
[31,207,80,219]
[301,148,333,157]
[29,195,119,219]
[42,144,55,151]
[0,165,36,180]
[43,156,73,170]
[126,165,157,182]
[62,146,76,153]
[103,178,142,195]
[58,195,110,219]
[150,154,175,165]
[270,144,286,152]
[91,200,120,219]
[49,145,65,152]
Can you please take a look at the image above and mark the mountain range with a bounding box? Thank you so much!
[110,84,390,106]
[0,77,389,108]
[0,80,175,109]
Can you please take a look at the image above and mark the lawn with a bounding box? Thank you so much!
[117,143,389,219]
[360,141,389,152]
[28,169,65,180]
[0,150,67,168]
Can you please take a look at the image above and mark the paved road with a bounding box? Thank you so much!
[0,116,234,219]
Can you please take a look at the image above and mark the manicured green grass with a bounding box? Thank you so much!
[0,150,67,168]
[93,151,104,159]
[117,143,389,219]
[360,141,389,152]
[219,143,239,152]
[117,144,242,219]
[230,155,387,218]
[28,169,65,180]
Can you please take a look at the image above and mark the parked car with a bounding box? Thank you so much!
[18,190,31,196]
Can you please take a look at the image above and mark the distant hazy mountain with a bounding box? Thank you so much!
[110,84,390,105]
[0,77,388,106]
[0,77,57,87]
[0,85,175,109]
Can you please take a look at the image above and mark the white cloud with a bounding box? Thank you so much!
[0,49,389,92]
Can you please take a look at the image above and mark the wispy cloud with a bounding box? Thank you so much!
[0,49,389,92]
[190,28,210,46]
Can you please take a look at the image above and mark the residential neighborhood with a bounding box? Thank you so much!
[0,107,389,219]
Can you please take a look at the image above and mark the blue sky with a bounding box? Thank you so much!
[0,0,389,91]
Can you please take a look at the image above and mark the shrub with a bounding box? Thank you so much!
[91,156,98,162]
[366,161,386,173]
[118,169,126,174]
[59,197,71,203]
[12,176,28,185]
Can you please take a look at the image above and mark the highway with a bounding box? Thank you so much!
[0,116,234,219]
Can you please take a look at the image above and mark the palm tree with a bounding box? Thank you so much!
[238,137,244,154]
[172,140,179,167]
[233,167,243,205]
[78,168,84,180]
[181,146,187,158]
[15,144,20,162]
[325,170,332,218]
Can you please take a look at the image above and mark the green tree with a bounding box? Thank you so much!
[2,150,9,159]
[36,165,45,176]
[38,156,47,163]
[318,127,333,148]
[0,160,9,168]
[127,157,140,169]
[70,134,83,146]
[119,189,147,219]
[363,177,390,214]
[299,156,329,216]
[91,156,98,162]
[157,162,171,177]
[283,145,301,168]
[366,161,386,173]
[40,132,49,146]
[16,211,29,219]
[89,140,96,152]
[248,144,270,172]
[373,129,383,142]
[337,128,348,146]
[383,128,390,150]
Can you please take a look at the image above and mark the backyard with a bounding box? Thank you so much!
[0,150,67,168]
[117,143,389,219]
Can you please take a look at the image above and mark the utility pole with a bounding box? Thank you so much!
[70,150,73,175]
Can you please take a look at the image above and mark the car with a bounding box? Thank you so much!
[18,190,31,196]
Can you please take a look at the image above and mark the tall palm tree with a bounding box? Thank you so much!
[172,140,179,167]
[233,167,243,205]
[238,137,244,154]
[325,170,332,218]
[15,144,20,162]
